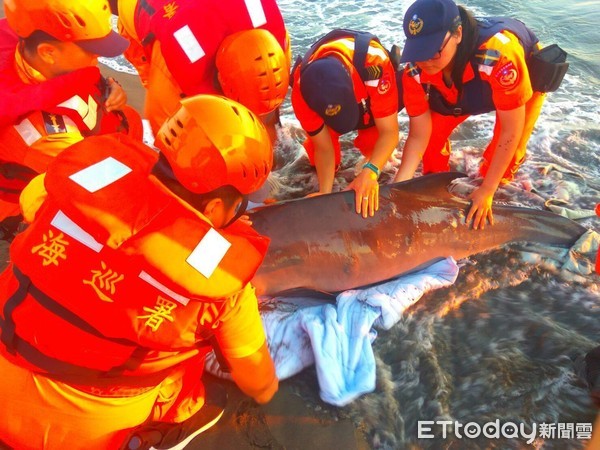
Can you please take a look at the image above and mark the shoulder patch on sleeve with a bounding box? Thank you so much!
[406,63,422,78]
[42,112,68,135]
[377,73,392,94]
[474,49,501,67]
[364,65,383,80]
[495,61,520,88]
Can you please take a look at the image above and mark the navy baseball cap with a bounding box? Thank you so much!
[400,0,461,63]
[76,31,130,58]
[299,57,359,134]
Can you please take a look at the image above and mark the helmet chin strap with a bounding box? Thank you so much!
[223,196,249,228]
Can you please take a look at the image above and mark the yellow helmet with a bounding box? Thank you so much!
[154,95,273,195]
[216,29,289,116]
[3,0,128,57]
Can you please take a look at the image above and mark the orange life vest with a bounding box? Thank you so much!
[0,134,269,389]
[0,34,138,221]
[118,0,290,133]
[131,0,288,95]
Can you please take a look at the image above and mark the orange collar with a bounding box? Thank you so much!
[462,62,475,83]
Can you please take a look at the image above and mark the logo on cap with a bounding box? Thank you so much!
[408,15,424,35]
[325,104,342,116]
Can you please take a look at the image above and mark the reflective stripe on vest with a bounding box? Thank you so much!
[172,25,205,64]
[13,118,42,146]
[57,95,99,131]
[69,156,133,193]
[244,0,268,27]
[51,210,104,252]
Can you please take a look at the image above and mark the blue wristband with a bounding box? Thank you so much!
[362,162,380,179]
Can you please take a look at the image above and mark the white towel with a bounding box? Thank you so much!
[206,257,460,406]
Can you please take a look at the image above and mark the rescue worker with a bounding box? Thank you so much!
[0,18,127,127]
[393,0,565,230]
[291,29,401,218]
[113,0,291,142]
[0,95,278,449]
[0,0,142,240]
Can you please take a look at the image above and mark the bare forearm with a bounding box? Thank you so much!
[466,106,525,230]
[394,135,426,182]
[483,107,525,191]
[367,117,399,171]
[393,113,431,182]
[482,131,518,191]
[314,145,336,193]
[310,127,338,193]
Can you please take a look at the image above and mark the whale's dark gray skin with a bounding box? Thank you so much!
[250,172,586,296]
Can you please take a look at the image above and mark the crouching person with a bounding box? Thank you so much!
[0,95,278,450]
